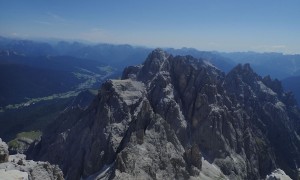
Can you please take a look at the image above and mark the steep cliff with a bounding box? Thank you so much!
[30,49,300,180]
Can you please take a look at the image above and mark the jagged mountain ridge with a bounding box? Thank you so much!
[29,49,300,180]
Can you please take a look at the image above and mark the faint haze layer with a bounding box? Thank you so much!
[0,0,300,53]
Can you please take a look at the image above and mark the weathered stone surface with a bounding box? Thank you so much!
[0,139,64,180]
[265,169,292,180]
[0,138,8,163]
[29,49,300,180]
[184,144,202,174]
[0,155,64,180]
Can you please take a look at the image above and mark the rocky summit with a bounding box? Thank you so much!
[29,49,300,180]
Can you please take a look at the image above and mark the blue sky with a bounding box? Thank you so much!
[0,0,300,53]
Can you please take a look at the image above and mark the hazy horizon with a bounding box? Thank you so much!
[1,0,300,54]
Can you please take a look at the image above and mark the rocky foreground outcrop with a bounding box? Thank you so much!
[0,138,9,163]
[29,49,300,180]
[266,169,293,180]
[0,138,64,180]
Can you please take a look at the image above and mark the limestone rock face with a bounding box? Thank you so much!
[30,49,300,180]
[0,138,8,163]
[265,169,292,180]
[0,154,64,180]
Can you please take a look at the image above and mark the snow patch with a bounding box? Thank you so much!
[84,163,114,180]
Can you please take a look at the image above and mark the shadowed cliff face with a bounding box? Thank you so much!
[29,49,300,180]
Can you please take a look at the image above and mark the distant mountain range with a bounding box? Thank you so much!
[0,36,151,68]
[0,36,299,142]
[2,36,300,79]
[220,51,300,79]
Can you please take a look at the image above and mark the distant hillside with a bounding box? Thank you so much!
[0,63,80,107]
[0,51,113,107]
[0,37,55,56]
[0,88,98,141]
